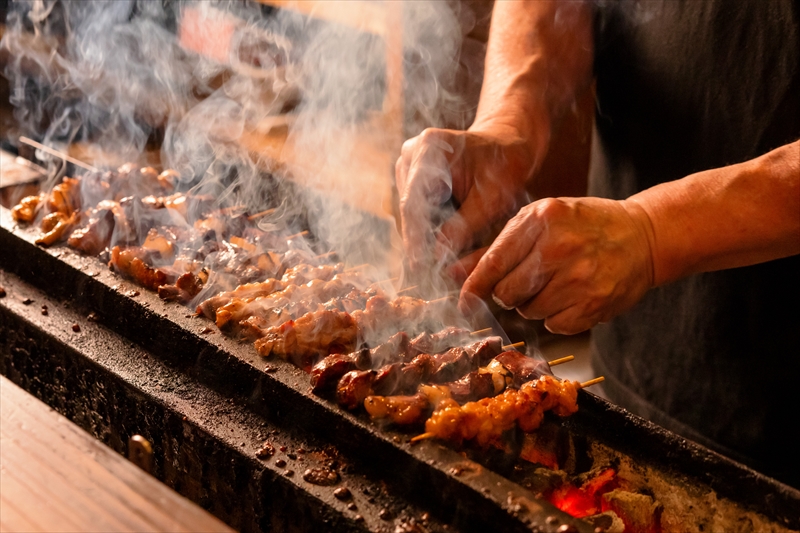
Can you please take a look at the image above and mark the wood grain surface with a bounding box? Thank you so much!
[0,375,234,533]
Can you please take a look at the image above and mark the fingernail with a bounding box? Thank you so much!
[492,292,514,310]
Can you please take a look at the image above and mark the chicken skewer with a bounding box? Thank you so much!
[361,349,557,423]
[409,376,604,447]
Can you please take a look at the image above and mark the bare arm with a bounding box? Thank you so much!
[396,1,594,268]
[628,140,800,285]
[460,140,800,334]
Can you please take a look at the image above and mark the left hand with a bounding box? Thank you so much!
[457,197,656,335]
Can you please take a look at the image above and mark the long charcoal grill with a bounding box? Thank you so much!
[1,201,799,533]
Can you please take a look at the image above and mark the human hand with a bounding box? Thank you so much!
[395,125,538,270]
[458,197,656,335]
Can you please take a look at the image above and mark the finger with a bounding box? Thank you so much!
[399,139,457,268]
[446,246,489,285]
[435,192,497,261]
[458,210,544,312]
[543,304,599,335]
[491,245,553,309]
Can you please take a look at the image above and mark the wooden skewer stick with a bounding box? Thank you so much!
[428,295,453,305]
[470,327,493,337]
[371,277,399,286]
[396,285,418,295]
[579,376,605,389]
[286,230,309,240]
[344,263,369,272]
[503,341,525,351]
[410,432,435,443]
[247,208,276,221]
[315,251,337,260]
[214,204,247,216]
[19,136,100,173]
[547,355,575,367]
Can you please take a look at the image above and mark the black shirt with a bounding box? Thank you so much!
[589,0,800,487]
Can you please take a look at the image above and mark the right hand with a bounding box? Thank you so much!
[395,125,539,271]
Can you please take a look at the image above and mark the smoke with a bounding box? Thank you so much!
[1,0,491,328]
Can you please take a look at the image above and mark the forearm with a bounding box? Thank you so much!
[626,141,800,286]
[471,1,594,155]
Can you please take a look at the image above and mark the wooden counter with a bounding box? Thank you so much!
[0,375,233,533]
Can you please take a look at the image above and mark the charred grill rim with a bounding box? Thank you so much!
[0,208,595,533]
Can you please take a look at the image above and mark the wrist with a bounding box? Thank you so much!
[620,198,658,288]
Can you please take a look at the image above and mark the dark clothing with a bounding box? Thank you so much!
[588,0,800,487]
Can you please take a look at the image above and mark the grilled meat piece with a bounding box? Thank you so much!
[310,349,372,394]
[36,212,78,247]
[443,371,496,403]
[11,194,43,223]
[370,331,410,366]
[398,354,434,394]
[46,177,81,216]
[68,208,115,256]
[254,309,358,370]
[430,346,474,384]
[408,327,471,359]
[158,271,206,304]
[372,363,403,396]
[364,393,430,426]
[494,351,551,388]
[109,246,176,291]
[336,369,377,411]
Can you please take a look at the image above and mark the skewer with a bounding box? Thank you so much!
[579,376,605,389]
[396,285,418,295]
[470,327,493,337]
[247,208,277,221]
[547,355,575,367]
[344,263,369,272]
[502,341,525,351]
[411,375,606,444]
[286,230,309,240]
[370,277,399,286]
[19,136,100,173]
[410,432,434,443]
[215,205,247,215]
[428,296,453,305]
[315,251,337,260]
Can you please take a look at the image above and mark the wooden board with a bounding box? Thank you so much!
[0,375,233,533]
[239,112,398,221]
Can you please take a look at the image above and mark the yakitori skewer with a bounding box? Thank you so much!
[396,285,419,295]
[470,327,493,337]
[20,136,100,173]
[503,341,525,351]
[547,355,575,366]
[410,375,605,444]
[247,208,277,221]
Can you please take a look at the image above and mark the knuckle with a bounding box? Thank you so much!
[536,197,569,219]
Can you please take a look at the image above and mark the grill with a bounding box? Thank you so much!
[2,185,798,533]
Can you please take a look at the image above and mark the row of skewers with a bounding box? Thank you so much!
[10,163,604,450]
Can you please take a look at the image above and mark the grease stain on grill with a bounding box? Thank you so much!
[302,467,340,486]
[346,502,357,511]
[40,305,48,316]
[87,312,98,322]
[72,323,81,332]
[200,327,214,335]
[125,289,140,297]
[378,508,393,521]
[264,365,277,373]
[256,441,275,459]
[21,297,33,305]
[333,487,351,501]
[275,459,287,468]
[284,469,295,477]
[0,285,6,297]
